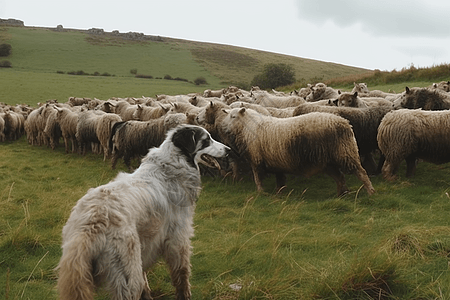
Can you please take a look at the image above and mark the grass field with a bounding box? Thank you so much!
[2,24,450,299]
[2,132,450,299]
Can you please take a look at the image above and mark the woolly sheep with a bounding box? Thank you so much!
[293,103,393,175]
[76,110,106,155]
[132,104,169,121]
[393,87,450,110]
[252,91,305,108]
[305,86,339,102]
[351,82,370,94]
[378,109,450,181]
[54,106,80,153]
[96,113,122,160]
[221,107,375,196]
[432,80,450,92]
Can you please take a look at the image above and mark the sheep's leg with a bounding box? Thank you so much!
[353,166,375,195]
[376,153,385,175]
[324,165,348,196]
[405,155,417,178]
[382,159,401,182]
[251,164,264,192]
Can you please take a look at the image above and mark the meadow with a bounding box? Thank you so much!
[1,25,450,299]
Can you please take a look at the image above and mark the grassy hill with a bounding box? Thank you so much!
[0,25,370,105]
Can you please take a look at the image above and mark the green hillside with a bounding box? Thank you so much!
[0,26,370,105]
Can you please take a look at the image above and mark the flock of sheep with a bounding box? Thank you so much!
[2,80,450,195]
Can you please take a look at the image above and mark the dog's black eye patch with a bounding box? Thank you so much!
[200,137,211,150]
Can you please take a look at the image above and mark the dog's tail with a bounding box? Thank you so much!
[56,231,100,300]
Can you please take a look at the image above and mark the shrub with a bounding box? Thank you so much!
[251,63,296,89]
[0,44,12,57]
[164,74,172,80]
[101,72,111,77]
[135,74,153,79]
[93,71,100,76]
[0,60,12,68]
[130,69,137,75]
[56,70,65,74]
[194,77,207,85]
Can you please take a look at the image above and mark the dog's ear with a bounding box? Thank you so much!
[172,127,197,154]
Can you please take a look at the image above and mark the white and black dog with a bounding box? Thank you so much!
[57,125,230,300]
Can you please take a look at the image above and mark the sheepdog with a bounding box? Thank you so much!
[57,124,230,300]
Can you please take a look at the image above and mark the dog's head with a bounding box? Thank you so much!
[171,125,231,169]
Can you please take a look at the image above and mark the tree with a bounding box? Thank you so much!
[251,63,296,89]
[0,44,12,57]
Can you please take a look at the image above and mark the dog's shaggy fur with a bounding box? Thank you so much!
[57,125,230,300]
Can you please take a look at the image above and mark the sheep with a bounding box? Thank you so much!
[43,108,62,150]
[337,92,392,109]
[67,97,91,107]
[76,110,106,155]
[132,104,169,121]
[293,103,393,175]
[168,101,203,115]
[393,86,450,110]
[337,92,369,108]
[265,106,296,118]
[203,88,224,98]
[113,101,139,121]
[305,85,339,102]
[54,106,80,153]
[229,101,271,116]
[377,109,450,181]
[24,106,44,145]
[220,108,375,196]
[351,82,370,94]
[96,113,122,160]
[109,117,168,170]
[252,91,305,108]
[432,80,450,92]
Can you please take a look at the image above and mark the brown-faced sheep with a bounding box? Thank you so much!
[393,87,450,110]
[432,80,450,92]
[293,103,393,175]
[351,82,370,94]
[54,106,80,153]
[377,109,450,181]
[221,108,375,196]
[305,86,339,102]
[337,92,369,108]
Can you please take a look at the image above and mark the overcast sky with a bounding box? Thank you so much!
[1,0,449,71]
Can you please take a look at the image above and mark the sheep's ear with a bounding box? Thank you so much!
[209,101,214,107]
[405,86,410,93]
[338,90,341,95]
[238,107,246,115]
[332,99,339,106]
[353,92,358,97]
[222,109,230,114]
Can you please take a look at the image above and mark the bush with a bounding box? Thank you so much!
[56,70,65,74]
[130,69,138,75]
[194,77,208,85]
[173,77,188,82]
[0,44,12,57]
[164,74,172,80]
[251,63,296,89]
[135,74,153,79]
[0,60,12,68]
